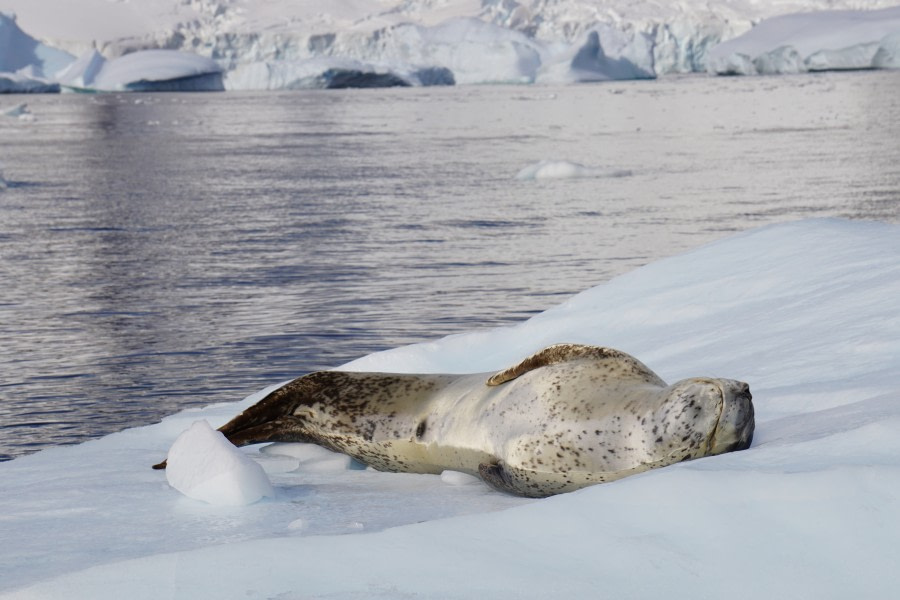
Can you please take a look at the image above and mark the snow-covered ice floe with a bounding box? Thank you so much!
[2,219,900,599]
[708,6,900,75]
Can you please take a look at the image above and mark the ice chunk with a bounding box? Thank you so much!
[1,101,33,122]
[515,160,632,180]
[164,420,274,506]
[260,442,362,472]
[440,470,481,486]
[2,102,29,117]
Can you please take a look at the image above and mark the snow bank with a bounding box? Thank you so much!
[164,420,274,506]
[515,160,632,180]
[708,7,900,75]
[1,219,899,598]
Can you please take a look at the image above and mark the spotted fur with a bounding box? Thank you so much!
[154,344,755,498]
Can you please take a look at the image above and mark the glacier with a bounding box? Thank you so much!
[3,1,900,92]
[1,219,899,598]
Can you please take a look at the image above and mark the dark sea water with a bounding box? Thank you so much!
[1,71,898,461]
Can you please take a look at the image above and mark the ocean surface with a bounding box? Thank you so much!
[1,71,898,461]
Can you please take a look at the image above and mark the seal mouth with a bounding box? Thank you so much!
[709,380,755,454]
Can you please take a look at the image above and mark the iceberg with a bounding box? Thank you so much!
[0,11,72,92]
[0,12,73,77]
[708,6,900,75]
[2,219,899,598]
[57,49,224,92]
[1,101,32,120]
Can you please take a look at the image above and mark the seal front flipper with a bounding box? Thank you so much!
[478,461,559,498]
[486,343,664,386]
[479,461,621,498]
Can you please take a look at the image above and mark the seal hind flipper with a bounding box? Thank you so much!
[486,343,664,387]
[151,373,327,469]
[217,374,324,441]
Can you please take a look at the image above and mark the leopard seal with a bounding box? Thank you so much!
[154,344,754,497]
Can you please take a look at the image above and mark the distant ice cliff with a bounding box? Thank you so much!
[2,1,900,92]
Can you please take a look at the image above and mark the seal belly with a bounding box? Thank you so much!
[349,373,505,475]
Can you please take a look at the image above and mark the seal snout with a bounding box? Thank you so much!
[711,379,755,454]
